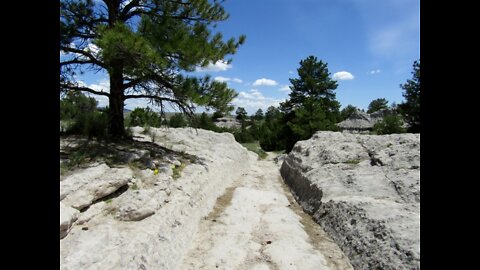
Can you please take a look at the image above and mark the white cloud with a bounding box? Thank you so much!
[369,69,381,74]
[279,85,291,92]
[332,71,355,80]
[252,78,278,86]
[233,89,284,114]
[288,70,294,74]
[77,80,87,87]
[214,76,231,83]
[87,43,100,55]
[195,60,232,72]
[88,78,110,93]
[213,76,243,83]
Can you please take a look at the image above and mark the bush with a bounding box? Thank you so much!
[372,114,406,135]
[233,124,255,143]
[69,110,108,139]
[125,107,161,127]
[60,92,109,138]
[168,113,187,128]
[191,112,217,130]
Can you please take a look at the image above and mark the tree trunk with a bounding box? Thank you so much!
[108,63,125,138]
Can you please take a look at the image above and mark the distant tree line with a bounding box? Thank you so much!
[60,56,420,152]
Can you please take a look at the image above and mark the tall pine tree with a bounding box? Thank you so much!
[60,0,245,137]
[282,56,340,151]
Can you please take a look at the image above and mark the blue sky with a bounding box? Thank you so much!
[64,0,420,115]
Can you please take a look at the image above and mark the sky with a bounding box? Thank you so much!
[64,0,420,115]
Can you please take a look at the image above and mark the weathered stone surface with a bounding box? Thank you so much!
[214,117,241,129]
[60,127,256,270]
[75,201,106,225]
[60,163,133,210]
[280,131,420,270]
[337,109,394,132]
[113,189,159,221]
[60,202,79,239]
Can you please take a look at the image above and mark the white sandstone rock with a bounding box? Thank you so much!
[60,127,255,270]
[60,163,133,210]
[60,202,79,239]
[280,131,420,270]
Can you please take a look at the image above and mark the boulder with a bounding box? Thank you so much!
[280,131,420,270]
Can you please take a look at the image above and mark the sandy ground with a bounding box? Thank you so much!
[179,153,353,270]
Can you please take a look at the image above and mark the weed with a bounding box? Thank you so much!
[241,142,268,160]
[343,159,361,164]
[172,163,187,180]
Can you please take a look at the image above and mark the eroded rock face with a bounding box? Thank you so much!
[60,164,133,210]
[60,127,256,270]
[337,109,395,133]
[60,202,79,239]
[280,131,420,270]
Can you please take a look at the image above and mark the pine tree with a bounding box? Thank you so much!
[235,107,248,121]
[367,98,389,114]
[61,0,245,137]
[340,104,358,121]
[398,60,420,133]
[284,56,340,151]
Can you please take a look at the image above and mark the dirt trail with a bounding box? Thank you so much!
[179,153,353,270]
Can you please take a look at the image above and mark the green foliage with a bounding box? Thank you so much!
[235,107,248,121]
[172,163,187,180]
[212,111,224,121]
[61,0,246,137]
[233,123,255,143]
[280,56,341,152]
[340,105,359,121]
[287,98,340,141]
[343,159,361,164]
[168,113,187,128]
[258,106,286,151]
[60,92,108,138]
[241,142,268,160]
[125,107,161,127]
[288,56,339,108]
[367,98,389,113]
[192,112,217,130]
[398,60,420,133]
[372,114,406,135]
[254,109,264,121]
[60,91,97,121]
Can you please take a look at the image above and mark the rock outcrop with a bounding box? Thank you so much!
[214,117,241,129]
[337,109,394,133]
[280,131,420,270]
[60,127,256,270]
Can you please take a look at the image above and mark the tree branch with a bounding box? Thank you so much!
[60,46,106,69]
[124,94,177,102]
[61,84,110,97]
[60,59,97,67]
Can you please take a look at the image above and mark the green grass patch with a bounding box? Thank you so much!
[241,141,268,160]
[343,159,361,164]
[172,163,187,180]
